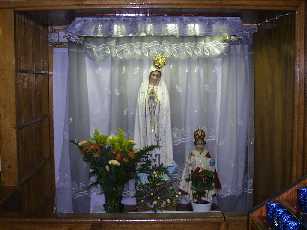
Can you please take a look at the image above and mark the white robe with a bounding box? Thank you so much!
[134,77,173,166]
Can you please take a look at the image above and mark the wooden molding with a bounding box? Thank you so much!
[0,212,236,230]
[0,0,304,11]
[0,0,305,221]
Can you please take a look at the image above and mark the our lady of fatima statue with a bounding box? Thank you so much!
[134,54,173,167]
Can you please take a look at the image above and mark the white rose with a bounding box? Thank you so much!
[78,140,88,146]
[108,160,121,166]
[105,165,110,172]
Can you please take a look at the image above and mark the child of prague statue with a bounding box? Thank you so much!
[179,128,221,202]
[134,54,173,166]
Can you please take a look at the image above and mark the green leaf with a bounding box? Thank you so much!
[91,129,107,145]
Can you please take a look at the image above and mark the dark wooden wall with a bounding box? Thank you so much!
[0,9,18,187]
[14,13,55,216]
[253,15,296,204]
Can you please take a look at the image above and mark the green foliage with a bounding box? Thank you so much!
[91,129,108,145]
[136,161,179,212]
[189,167,215,202]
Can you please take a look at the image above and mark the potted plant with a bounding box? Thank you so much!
[136,162,179,213]
[72,129,157,213]
[190,167,215,212]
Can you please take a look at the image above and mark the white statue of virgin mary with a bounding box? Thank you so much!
[134,54,173,166]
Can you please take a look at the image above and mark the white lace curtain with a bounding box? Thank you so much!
[54,17,254,213]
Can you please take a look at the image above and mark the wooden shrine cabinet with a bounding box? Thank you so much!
[0,1,305,230]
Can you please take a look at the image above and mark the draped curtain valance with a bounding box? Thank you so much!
[65,17,256,58]
[66,16,256,40]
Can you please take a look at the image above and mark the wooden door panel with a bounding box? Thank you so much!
[254,15,296,204]
[15,13,54,216]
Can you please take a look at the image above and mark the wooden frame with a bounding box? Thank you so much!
[292,0,305,181]
[0,0,305,229]
[0,0,304,11]
[1,0,304,185]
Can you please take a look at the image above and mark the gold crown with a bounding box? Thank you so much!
[194,128,206,145]
[153,54,167,70]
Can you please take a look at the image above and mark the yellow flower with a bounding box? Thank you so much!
[108,159,120,166]
[128,139,135,144]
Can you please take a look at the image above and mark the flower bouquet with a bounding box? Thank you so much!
[190,167,215,212]
[72,129,157,213]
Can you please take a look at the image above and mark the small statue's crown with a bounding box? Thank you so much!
[153,54,167,70]
[194,128,206,145]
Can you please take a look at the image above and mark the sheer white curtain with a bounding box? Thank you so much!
[54,40,253,213]
[53,48,73,213]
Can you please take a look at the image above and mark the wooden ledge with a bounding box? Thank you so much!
[0,212,232,230]
[0,211,224,223]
